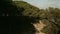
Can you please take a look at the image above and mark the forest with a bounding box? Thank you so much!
[0,0,60,34]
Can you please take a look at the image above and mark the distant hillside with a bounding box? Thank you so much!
[13,1,40,9]
[12,1,40,17]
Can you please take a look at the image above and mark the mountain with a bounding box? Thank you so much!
[12,1,40,17]
[0,1,60,34]
[0,1,40,17]
[12,1,60,34]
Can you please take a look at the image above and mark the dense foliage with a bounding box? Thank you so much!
[14,1,60,34]
[0,0,60,34]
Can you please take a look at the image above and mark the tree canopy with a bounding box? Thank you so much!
[0,0,60,34]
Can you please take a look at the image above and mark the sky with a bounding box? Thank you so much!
[13,0,60,9]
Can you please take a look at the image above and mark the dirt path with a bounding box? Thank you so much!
[32,20,46,34]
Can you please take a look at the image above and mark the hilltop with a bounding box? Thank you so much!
[12,1,40,17]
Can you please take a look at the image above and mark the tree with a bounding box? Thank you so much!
[0,0,25,16]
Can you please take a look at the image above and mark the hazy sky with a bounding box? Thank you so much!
[13,0,60,9]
